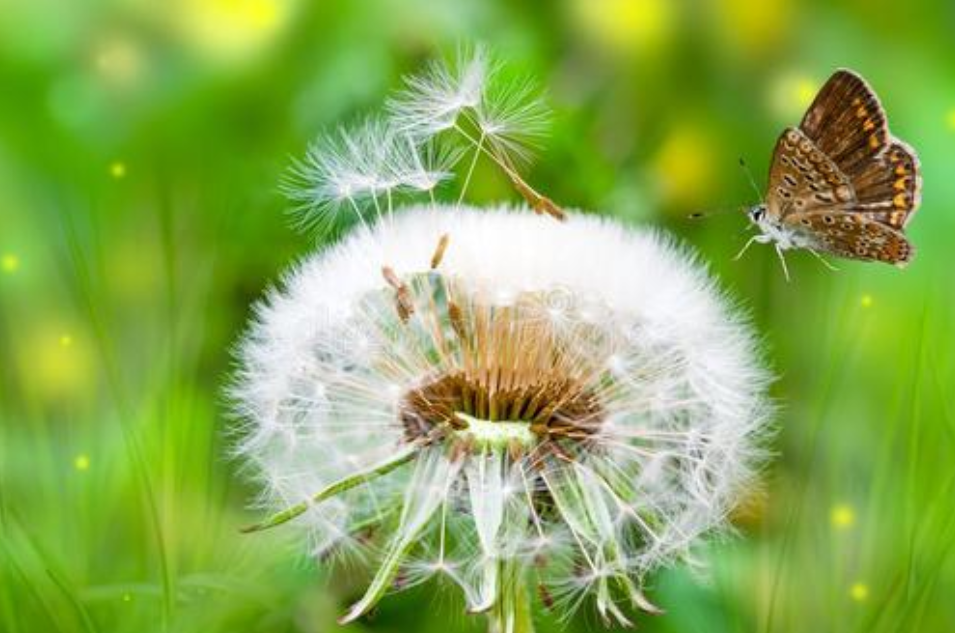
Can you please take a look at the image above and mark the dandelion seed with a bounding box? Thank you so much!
[475,78,550,166]
[388,45,490,137]
[232,205,771,629]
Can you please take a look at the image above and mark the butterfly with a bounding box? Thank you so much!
[739,69,922,279]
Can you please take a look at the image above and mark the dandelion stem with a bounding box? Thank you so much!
[452,122,564,220]
[458,130,486,206]
[489,556,534,633]
[240,446,418,533]
[347,196,370,232]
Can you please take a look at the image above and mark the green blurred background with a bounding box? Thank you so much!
[2,0,954,631]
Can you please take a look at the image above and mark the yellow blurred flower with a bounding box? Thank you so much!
[1,253,19,274]
[830,503,855,530]
[715,0,794,56]
[850,582,869,602]
[171,0,297,64]
[652,124,718,210]
[570,0,675,57]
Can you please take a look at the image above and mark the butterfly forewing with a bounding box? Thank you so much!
[799,69,889,171]
[765,127,856,220]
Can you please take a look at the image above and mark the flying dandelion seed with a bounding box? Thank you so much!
[233,49,772,632]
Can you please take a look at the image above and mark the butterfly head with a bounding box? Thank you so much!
[746,204,769,229]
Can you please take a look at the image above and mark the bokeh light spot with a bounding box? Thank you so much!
[109,161,127,179]
[830,503,855,529]
[94,36,144,86]
[860,294,873,308]
[769,72,819,120]
[1,253,20,274]
[947,108,955,131]
[60,334,73,347]
[850,582,869,602]
[74,454,90,471]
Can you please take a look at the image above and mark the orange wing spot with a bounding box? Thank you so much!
[894,164,907,175]
[893,193,909,209]
[852,97,862,106]
[893,177,909,191]
[856,106,868,118]
[890,211,906,226]
[862,120,875,131]
[868,134,881,149]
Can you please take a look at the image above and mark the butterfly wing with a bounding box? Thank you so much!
[842,140,921,229]
[795,69,922,227]
[764,127,856,220]
[762,69,922,265]
[800,69,890,170]
[785,210,915,266]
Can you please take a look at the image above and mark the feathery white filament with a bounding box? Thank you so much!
[285,47,554,236]
[232,205,771,626]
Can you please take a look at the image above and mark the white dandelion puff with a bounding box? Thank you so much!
[232,205,772,631]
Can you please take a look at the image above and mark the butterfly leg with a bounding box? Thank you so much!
[774,244,791,282]
[733,234,762,261]
[806,247,839,272]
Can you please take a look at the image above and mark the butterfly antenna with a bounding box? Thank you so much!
[738,157,763,204]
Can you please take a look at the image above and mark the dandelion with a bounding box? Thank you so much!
[233,204,770,629]
[234,48,772,632]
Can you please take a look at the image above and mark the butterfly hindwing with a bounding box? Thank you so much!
[787,210,915,266]
[843,140,921,229]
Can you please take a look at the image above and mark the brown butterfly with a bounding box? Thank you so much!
[739,69,922,279]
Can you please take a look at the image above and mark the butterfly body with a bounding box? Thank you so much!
[744,69,921,273]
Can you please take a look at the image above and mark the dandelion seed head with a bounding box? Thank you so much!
[233,204,771,625]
